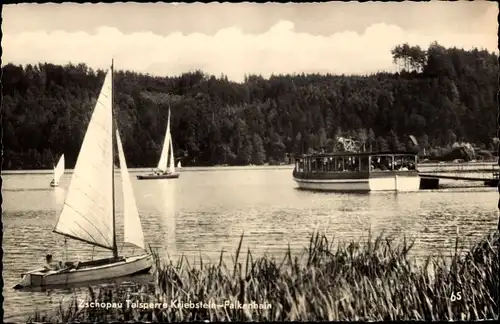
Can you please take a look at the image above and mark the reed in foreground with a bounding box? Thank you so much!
[29,231,499,322]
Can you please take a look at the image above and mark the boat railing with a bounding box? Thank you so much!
[295,153,417,173]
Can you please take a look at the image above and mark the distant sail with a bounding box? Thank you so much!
[53,68,115,250]
[116,129,145,250]
[177,160,182,168]
[53,154,65,184]
[168,132,176,174]
[157,109,171,172]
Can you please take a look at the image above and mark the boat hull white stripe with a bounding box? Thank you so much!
[294,176,420,192]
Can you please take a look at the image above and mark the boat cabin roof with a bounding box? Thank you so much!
[296,151,417,159]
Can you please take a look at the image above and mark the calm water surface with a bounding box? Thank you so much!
[2,167,498,322]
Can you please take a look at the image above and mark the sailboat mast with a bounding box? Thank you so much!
[111,59,118,259]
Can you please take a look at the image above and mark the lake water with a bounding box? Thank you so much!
[2,167,499,322]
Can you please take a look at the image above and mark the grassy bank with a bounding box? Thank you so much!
[29,231,499,322]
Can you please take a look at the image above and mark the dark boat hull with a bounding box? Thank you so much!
[137,173,180,180]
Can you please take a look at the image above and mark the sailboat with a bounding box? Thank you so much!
[137,108,179,180]
[177,160,182,169]
[50,154,65,187]
[15,61,152,289]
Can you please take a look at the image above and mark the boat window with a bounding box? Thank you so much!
[328,157,335,172]
[344,156,359,172]
[360,156,369,172]
[327,157,340,172]
[337,158,344,171]
[295,159,304,172]
[393,155,415,171]
[408,157,416,170]
[321,157,328,172]
[371,155,393,171]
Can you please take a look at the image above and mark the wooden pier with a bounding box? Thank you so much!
[417,162,499,189]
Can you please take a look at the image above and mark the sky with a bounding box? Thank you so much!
[2,2,497,82]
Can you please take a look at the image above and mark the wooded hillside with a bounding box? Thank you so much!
[2,42,497,169]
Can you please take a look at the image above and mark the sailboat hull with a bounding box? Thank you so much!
[14,254,153,289]
[137,173,180,180]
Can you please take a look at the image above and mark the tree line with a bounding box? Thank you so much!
[2,42,497,169]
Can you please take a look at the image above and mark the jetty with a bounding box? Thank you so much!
[418,161,499,189]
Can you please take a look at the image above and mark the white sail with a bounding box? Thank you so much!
[53,68,115,250]
[116,129,146,250]
[156,109,171,172]
[168,133,176,174]
[177,160,182,168]
[53,154,65,183]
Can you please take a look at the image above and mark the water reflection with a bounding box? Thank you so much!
[147,180,177,259]
[53,186,66,216]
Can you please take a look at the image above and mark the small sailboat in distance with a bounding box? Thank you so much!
[177,160,182,169]
[15,60,152,290]
[137,108,179,180]
[50,154,65,187]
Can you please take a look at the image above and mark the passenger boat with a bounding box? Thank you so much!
[293,151,420,192]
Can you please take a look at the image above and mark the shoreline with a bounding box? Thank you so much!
[2,165,295,175]
[3,161,498,175]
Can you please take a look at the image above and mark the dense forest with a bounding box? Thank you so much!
[2,42,498,169]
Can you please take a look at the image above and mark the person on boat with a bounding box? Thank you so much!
[44,254,63,271]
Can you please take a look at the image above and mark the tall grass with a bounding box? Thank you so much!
[29,231,499,322]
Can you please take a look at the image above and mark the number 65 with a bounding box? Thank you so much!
[451,292,462,301]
